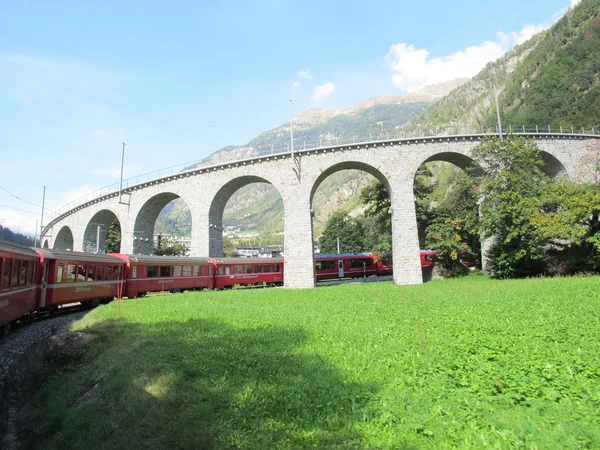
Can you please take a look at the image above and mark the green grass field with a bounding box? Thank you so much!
[30,276,600,449]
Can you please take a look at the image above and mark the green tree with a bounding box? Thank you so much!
[105,220,121,254]
[154,235,189,256]
[319,210,366,253]
[532,181,600,274]
[223,235,240,257]
[473,136,550,277]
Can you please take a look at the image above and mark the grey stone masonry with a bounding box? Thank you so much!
[41,134,600,288]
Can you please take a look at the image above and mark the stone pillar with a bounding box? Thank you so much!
[190,209,210,257]
[119,220,134,254]
[390,179,423,286]
[282,189,315,288]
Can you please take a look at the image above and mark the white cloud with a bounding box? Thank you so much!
[312,82,335,100]
[91,129,107,138]
[0,210,39,237]
[292,67,313,88]
[386,16,558,92]
[298,68,313,80]
[571,0,581,6]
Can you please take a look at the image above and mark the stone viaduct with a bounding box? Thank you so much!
[41,133,600,288]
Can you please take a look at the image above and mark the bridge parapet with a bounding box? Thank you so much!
[43,128,599,233]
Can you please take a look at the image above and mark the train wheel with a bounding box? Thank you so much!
[0,323,10,337]
[136,292,146,298]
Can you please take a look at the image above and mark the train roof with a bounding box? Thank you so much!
[109,254,213,265]
[0,239,40,258]
[212,257,284,264]
[35,248,125,264]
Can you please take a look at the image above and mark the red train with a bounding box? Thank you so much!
[1,238,435,336]
[314,251,436,281]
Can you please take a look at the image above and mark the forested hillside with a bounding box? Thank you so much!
[0,225,35,246]
[157,0,600,245]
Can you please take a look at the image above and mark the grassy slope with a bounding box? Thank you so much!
[31,276,600,449]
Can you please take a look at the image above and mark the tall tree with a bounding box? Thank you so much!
[472,136,550,277]
[105,220,121,254]
[319,210,366,253]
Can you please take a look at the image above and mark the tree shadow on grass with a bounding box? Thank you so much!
[28,317,385,450]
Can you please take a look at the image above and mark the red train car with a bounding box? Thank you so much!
[376,251,437,276]
[314,253,378,281]
[0,240,40,335]
[212,257,284,289]
[108,254,215,298]
[34,249,124,309]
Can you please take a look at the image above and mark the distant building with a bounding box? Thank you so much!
[236,245,283,258]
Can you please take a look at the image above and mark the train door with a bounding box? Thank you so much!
[39,260,50,308]
[338,260,344,278]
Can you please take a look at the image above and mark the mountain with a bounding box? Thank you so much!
[158,0,600,244]
[405,0,600,134]
[157,80,467,239]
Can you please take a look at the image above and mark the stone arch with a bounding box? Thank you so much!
[420,151,482,173]
[54,226,74,250]
[133,193,187,255]
[310,161,392,202]
[540,151,569,179]
[43,240,49,249]
[309,161,391,256]
[83,209,120,253]
[208,175,283,257]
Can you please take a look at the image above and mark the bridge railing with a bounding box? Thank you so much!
[45,125,597,225]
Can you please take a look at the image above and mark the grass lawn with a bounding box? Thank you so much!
[30,276,600,449]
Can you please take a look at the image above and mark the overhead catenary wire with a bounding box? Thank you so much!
[0,186,54,212]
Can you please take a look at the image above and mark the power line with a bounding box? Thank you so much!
[0,186,54,212]
[0,204,40,215]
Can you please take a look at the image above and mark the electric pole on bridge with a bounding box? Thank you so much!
[119,142,126,204]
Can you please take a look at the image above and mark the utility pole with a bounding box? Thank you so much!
[39,186,46,246]
[96,225,101,254]
[119,142,126,203]
[492,84,503,141]
[289,101,294,159]
[337,237,340,254]
[34,219,38,247]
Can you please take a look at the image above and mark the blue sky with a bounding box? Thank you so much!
[0,0,579,235]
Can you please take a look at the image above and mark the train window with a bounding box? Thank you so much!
[20,261,28,286]
[254,265,262,274]
[160,266,171,277]
[245,265,253,274]
[315,260,335,270]
[225,266,231,275]
[349,259,370,268]
[218,266,224,275]
[87,266,95,281]
[234,265,242,274]
[67,264,76,282]
[382,255,393,265]
[3,259,12,289]
[263,265,271,273]
[147,266,158,278]
[77,265,86,282]
[173,266,182,277]
[273,264,280,272]
[193,266,199,276]
[0,258,2,288]
[183,266,191,276]
[97,266,104,281]
[130,266,136,279]
[32,263,37,284]
[57,264,64,283]
[12,260,20,287]
[113,266,121,279]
